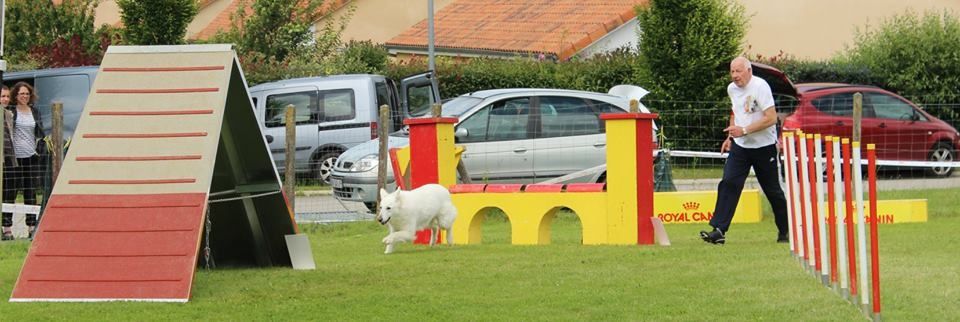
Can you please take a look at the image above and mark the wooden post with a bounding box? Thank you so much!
[629,99,639,113]
[284,104,296,211]
[377,105,390,209]
[431,102,442,117]
[51,102,64,183]
[852,93,862,142]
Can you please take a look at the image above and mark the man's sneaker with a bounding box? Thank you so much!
[777,233,789,243]
[699,228,725,244]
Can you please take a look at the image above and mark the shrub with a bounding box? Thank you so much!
[4,0,117,68]
[635,0,748,151]
[117,0,198,45]
[840,10,960,120]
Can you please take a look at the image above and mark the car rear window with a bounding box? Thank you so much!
[811,93,855,116]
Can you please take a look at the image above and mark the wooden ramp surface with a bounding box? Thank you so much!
[11,46,237,302]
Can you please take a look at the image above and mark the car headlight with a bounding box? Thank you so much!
[349,154,379,172]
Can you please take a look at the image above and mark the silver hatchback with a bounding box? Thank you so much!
[329,86,656,211]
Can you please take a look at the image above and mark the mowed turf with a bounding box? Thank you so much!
[0,188,957,321]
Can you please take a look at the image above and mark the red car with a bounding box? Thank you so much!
[753,63,960,177]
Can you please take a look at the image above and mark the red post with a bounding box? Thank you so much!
[825,136,838,285]
[842,139,858,297]
[806,135,821,273]
[867,144,881,316]
[404,117,459,244]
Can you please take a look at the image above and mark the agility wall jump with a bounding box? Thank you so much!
[402,110,658,244]
[782,131,887,320]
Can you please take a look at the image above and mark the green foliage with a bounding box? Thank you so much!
[840,10,960,118]
[4,0,116,67]
[116,0,198,45]
[340,40,389,73]
[759,57,881,86]
[385,49,643,99]
[211,0,356,85]
[635,0,749,151]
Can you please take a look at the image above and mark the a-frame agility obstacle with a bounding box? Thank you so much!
[10,45,298,302]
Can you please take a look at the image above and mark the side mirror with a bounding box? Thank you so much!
[455,128,469,140]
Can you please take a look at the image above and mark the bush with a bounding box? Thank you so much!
[635,0,748,151]
[117,0,198,45]
[4,0,117,68]
[840,10,960,119]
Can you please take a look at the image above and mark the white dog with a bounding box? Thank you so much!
[377,184,457,254]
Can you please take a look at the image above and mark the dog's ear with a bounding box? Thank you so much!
[380,188,388,198]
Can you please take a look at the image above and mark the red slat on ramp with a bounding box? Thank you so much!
[10,193,207,302]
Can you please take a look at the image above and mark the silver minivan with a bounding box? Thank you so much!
[330,86,656,211]
[3,66,100,139]
[248,72,439,183]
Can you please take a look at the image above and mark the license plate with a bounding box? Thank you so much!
[330,178,342,189]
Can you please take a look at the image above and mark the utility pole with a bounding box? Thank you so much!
[427,0,438,90]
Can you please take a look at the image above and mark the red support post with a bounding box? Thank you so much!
[806,135,821,274]
[826,136,838,285]
[867,145,881,316]
[842,139,858,297]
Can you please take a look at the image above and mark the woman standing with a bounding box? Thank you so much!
[2,82,46,240]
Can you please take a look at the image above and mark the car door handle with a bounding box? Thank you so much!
[513,148,527,153]
[265,135,274,143]
[594,143,606,148]
[879,123,887,128]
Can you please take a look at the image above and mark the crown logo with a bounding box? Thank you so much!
[682,202,700,210]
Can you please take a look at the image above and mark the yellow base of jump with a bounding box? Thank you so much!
[861,199,928,223]
[654,190,761,224]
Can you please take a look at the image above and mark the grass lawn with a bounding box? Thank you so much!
[0,189,957,320]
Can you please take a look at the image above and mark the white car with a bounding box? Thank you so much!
[329,86,656,211]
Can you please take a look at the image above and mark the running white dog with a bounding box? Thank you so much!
[377,184,457,254]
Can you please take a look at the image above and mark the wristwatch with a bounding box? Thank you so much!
[741,126,748,136]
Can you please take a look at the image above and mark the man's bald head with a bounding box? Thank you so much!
[730,57,752,88]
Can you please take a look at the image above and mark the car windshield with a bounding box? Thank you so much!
[440,96,483,117]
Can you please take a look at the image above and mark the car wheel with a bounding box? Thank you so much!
[364,202,377,213]
[926,142,955,178]
[314,152,339,184]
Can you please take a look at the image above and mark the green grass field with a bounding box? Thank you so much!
[0,188,957,321]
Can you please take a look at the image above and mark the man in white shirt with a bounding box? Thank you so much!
[700,57,788,244]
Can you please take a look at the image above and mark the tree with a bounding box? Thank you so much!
[635,0,748,151]
[4,0,118,69]
[210,0,356,84]
[117,0,198,45]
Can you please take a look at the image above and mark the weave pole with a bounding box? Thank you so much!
[805,134,821,275]
[782,132,797,255]
[833,137,849,296]
[853,141,870,310]
[798,134,813,270]
[842,138,858,302]
[788,132,804,260]
[825,136,839,289]
[867,144,882,321]
[813,134,829,285]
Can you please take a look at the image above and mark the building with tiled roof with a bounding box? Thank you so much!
[385,0,647,61]
[90,0,960,60]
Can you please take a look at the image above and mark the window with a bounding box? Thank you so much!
[811,93,855,116]
[264,89,355,127]
[539,96,620,138]
[868,92,925,121]
[319,89,355,122]
[264,91,317,127]
[456,97,531,143]
[407,85,434,117]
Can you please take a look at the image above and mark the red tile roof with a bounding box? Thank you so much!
[386,0,648,61]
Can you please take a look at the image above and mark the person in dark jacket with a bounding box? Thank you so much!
[2,82,46,240]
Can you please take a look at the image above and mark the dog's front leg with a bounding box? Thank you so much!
[383,225,397,254]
